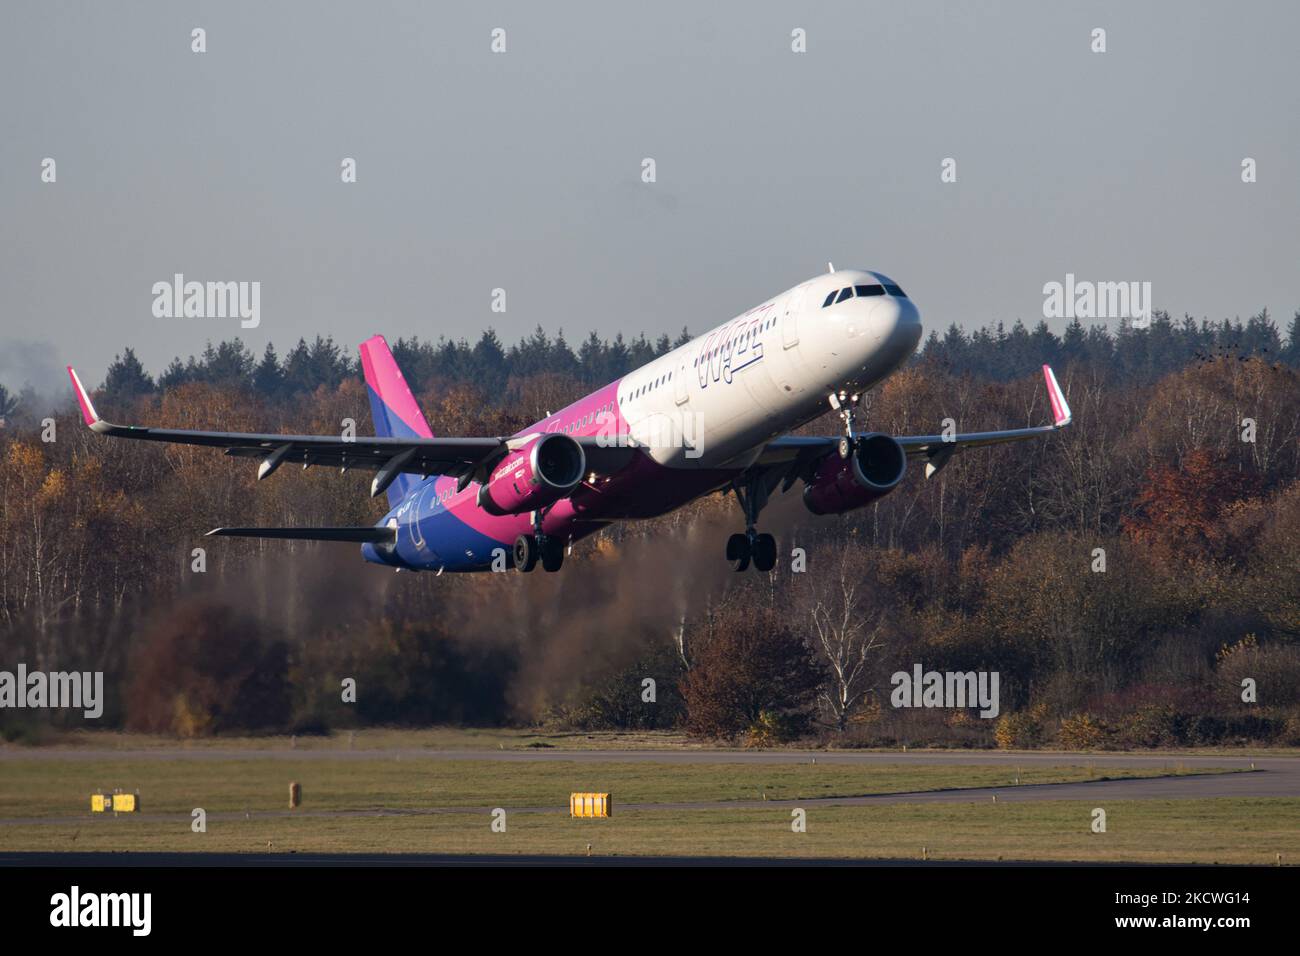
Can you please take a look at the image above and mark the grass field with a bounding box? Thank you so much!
[2,751,1292,863]
[1,798,1295,864]
[0,756,1228,818]
[2,730,1293,863]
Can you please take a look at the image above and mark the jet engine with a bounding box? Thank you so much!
[477,433,586,516]
[802,433,907,516]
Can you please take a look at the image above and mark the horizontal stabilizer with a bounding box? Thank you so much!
[206,526,396,544]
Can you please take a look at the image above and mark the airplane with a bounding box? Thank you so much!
[67,267,1071,574]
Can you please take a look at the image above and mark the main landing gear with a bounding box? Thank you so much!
[726,530,776,573]
[727,472,777,573]
[514,508,564,572]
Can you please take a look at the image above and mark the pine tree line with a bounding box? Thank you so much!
[99,309,1300,406]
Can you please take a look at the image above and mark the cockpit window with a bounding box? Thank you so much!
[825,283,901,306]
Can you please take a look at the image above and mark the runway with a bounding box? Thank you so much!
[0,851,1187,868]
[1,746,1290,772]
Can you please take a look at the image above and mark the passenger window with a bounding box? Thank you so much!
[855,284,885,297]
[836,287,853,304]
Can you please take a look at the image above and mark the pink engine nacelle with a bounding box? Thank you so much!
[802,433,908,516]
[477,433,586,517]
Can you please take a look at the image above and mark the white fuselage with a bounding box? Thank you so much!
[614,269,923,469]
[369,268,923,570]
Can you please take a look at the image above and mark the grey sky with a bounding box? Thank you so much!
[2,0,1297,393]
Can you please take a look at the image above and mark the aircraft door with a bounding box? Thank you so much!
[775,285,811,399]
[782,287,805,349]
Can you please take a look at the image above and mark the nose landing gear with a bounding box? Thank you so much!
[828,390,863,459]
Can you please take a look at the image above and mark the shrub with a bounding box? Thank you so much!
[681,616,823,741]
[1113,703,1184,748]
[126,600,291,735]
[548,643,686,731]
[1183,713,1227,746]
[995,710,1045,749]
[1057,713,1109,750]
[1280,710,1300,747]
[743,710,802,748]
[1215,635,1300,708]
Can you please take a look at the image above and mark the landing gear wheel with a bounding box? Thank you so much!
[540,536,565,572]
[837,436,853,460]
[726,533,752,572]
[751,533,777,572]
[513,534,538,572]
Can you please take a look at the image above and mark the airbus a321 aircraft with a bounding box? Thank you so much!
[68,268,1071,573]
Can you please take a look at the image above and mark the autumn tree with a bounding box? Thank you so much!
[680,611,823,740]
[797,548,888,730]
[1123,448,1262,561]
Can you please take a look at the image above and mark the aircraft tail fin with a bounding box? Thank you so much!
[359,335,433,507]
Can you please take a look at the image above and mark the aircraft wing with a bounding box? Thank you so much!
[206,526,397,543]
[756,365,1072,478]
[68,367,636,497]
[69,366,510,498]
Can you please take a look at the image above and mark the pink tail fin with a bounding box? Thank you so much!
[359,335,434,440]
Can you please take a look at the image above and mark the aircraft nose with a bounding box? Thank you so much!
[871,296,923,354]
[897,296,922,346]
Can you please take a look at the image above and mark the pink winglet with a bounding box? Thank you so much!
[67,366,100,428]
[1042,365,1071,427]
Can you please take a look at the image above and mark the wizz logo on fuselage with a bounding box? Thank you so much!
[696,305,772,389]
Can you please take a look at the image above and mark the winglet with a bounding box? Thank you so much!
[1042,365,1071,428]
[67,366,111,433]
